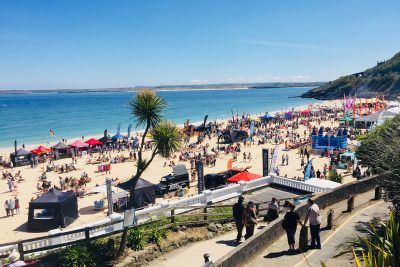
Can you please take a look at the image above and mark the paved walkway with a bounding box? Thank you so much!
[149,187,298,267]
[150,189,389,267]
[246,192,390,267]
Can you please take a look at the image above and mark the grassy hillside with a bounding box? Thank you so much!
[301,51,400,99]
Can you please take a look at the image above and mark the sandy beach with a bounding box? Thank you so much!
[0,99,367,242]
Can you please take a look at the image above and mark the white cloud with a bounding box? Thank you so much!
[290,75,312,81]
[225,74,281,83]
[189,79,208,83]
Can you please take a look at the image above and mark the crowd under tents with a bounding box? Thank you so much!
[218,129,248,144]
[117,178,156,208]
[28,188,78,232]
[354,112,382,129]
[31,146,52,155]
[10,148,34,167]
[52,142,71,159]
[259,114,274,121]
[85,138,103,146]
[69,140,89,148]
[112,133,125,141]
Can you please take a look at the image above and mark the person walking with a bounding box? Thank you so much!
[4,200,9,217]
[248,152,252,162]
[285,154,289,165]
[232,196,245,243]
[282,201,302,252]
[244,201,257,240]
[243,152,247,162]
[7,178,13,192]
[14,197,20,214]
[8,199,15,216]
[282,154,285,165]
[304,198,321,249]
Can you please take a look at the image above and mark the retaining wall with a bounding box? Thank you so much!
[214,175,379,267]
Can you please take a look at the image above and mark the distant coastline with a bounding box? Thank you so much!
[0,82,325,95]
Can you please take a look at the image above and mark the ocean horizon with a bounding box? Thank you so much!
[0,87,319,150]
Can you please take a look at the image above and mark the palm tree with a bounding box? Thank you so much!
[118,90,182,255]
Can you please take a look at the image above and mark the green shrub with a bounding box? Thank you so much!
[147,223,168,245]
[127,227,146,251]
[61,241,101,267]
[329,172,343,183]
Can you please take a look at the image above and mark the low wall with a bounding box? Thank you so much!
[214,175,379,267]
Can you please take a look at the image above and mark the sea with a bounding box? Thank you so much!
[0,87,319,149]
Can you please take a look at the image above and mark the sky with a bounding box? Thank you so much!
[0,0,399,90]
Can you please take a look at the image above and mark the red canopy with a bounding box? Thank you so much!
[226,171,262,183]
[31,146,52,155]
[69,140,89,148]
[85,138,103,146]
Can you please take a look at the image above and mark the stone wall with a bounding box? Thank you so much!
[214,175,379,267]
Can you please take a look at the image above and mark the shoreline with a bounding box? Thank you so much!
[0,100,332,155]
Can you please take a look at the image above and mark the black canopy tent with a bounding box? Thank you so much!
[52,142,71,159]
[28,188,78,231]
[117,178,155,208]
[10,148,33,167]
[218,129,248,144]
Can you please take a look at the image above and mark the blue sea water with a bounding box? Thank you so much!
[0,87,318,149]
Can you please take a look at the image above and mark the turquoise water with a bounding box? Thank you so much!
[0,87,318,148]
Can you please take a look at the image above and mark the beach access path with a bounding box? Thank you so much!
[148,186,299,267]
[245,190,390,267]
[148,189,390,267]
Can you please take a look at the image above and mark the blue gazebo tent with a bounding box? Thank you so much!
[112,133,125,141]
[259,114,274,120]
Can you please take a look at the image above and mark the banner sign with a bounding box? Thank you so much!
[304,159,313,181]
[106,178,113,216]
[262,148,269,177]
[127,124,132,138]
[116,124,121,135]
[196,160,204,193]
[123,208,136,228]
[270,145,280,173]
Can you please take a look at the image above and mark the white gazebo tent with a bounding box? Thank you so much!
[355,112,382,129]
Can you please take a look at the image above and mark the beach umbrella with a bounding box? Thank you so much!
[226,171,262,183]
[85,138,103,146]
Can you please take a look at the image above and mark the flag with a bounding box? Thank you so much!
[127,124,132,138]
[353,95,357,118]
[50,129,55,136]
[304,159,313,181]
[382,95,385,110]
[270,144,280,173]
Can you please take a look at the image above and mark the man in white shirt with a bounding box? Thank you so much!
[304,198,321,249]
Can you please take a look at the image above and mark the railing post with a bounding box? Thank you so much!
[238,181,247,194]
[347,195,355,212]
[203,190,213,204]
[17,242,24,261]
[327,209,334,230]
[375,186,382,200]
[84,227,90,241]
[171,209,175,224]
[204,207,208,222]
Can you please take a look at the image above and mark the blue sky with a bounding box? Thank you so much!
[1,0,399,90]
